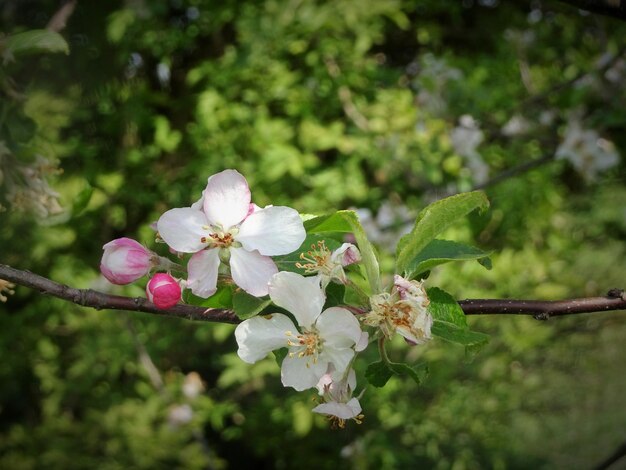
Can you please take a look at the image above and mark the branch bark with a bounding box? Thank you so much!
[557,0,626,21]
[1,264,625,323]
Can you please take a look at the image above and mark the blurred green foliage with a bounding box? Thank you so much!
[1,0,625,468]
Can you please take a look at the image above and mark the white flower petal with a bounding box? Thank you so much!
[202,169,251,229]
[236,206,306,256]
[230,247,277,297]
[320,347,355,378]
[316,307,362,349]
[312,398,362,420]
[235,313,296,363]
[281,354,327,391]
[157,208,209,253]
[268,272,325,328]
[187,249,221,298]
[355,332,369,352]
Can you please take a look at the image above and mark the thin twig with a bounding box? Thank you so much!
[1,264,625,323]
[557,0,626,21]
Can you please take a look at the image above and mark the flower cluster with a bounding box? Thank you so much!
[99,169,306,307]
[99,169,433,427]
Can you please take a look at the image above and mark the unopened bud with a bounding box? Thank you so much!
[146,273,181,309]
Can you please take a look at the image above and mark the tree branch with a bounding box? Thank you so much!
[1,264,624,323]
[557,0,626,21]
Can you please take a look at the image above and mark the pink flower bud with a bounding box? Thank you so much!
[146,273,181,309]
[100,238,154,285]
[332,243,361,267]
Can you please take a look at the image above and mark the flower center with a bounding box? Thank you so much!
[200,226,238,248]
[286,329,321,363]
[296,240,332,275]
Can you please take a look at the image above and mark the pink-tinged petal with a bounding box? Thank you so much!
[268,272,325,329]
[100,238,153,284]
[236,206,306,256]
[235,313,296,363]
[281,354,327,391]
[320,347,355,377]
[312,398,362,420]
[187,249,221,298]
[202,169,251,229]
[316,307,362,349]
[230,247,277,297]
[331,243,361,267]
[157,208,209,253]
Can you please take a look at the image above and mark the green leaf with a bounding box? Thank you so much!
[427,287,467,327]
[274,233,341,274]
[303,210,381,294]
[3,30,69,61]
[304,212,353,233]
[232,290,272,320]
[187,284,234,309]
[405,239,492,278]
[365,361,395,388]
[428,287,490,351]
[387,362,429,386]
[273,348,288,367]
[396,191,489,275]
[365,360,429,388]
[324,282,346,308]
[431,321,490,348]
[340,211,381,294]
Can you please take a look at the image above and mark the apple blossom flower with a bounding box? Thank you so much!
[100,237,158,285]
[556,119,619,182]
[234,271,368,391]
[363,275,432,345]
[296,240,361,288]
[312,367,364,428]
[157,170,305,297]
[146,273,182,309]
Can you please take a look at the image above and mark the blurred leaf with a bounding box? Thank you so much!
[3,30,69,61]
[396,192,489,275]
[232,290,271,320]
[71,184,94,216]
[405,239,492,278]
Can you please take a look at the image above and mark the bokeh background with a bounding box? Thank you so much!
[1,1,625,468]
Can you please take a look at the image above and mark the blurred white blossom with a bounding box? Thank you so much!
[414,54,462,115]
[502,114,531,137]
[182,372,205,399]
[556,119,620,182]
[355,201,414,252]
[450,115,489,185]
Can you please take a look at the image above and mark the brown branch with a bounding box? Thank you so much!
[594,440,626,470]
[1,264,625,323]
[0,263,239,324]
[557,0,626,21]
[459,290,626,320]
